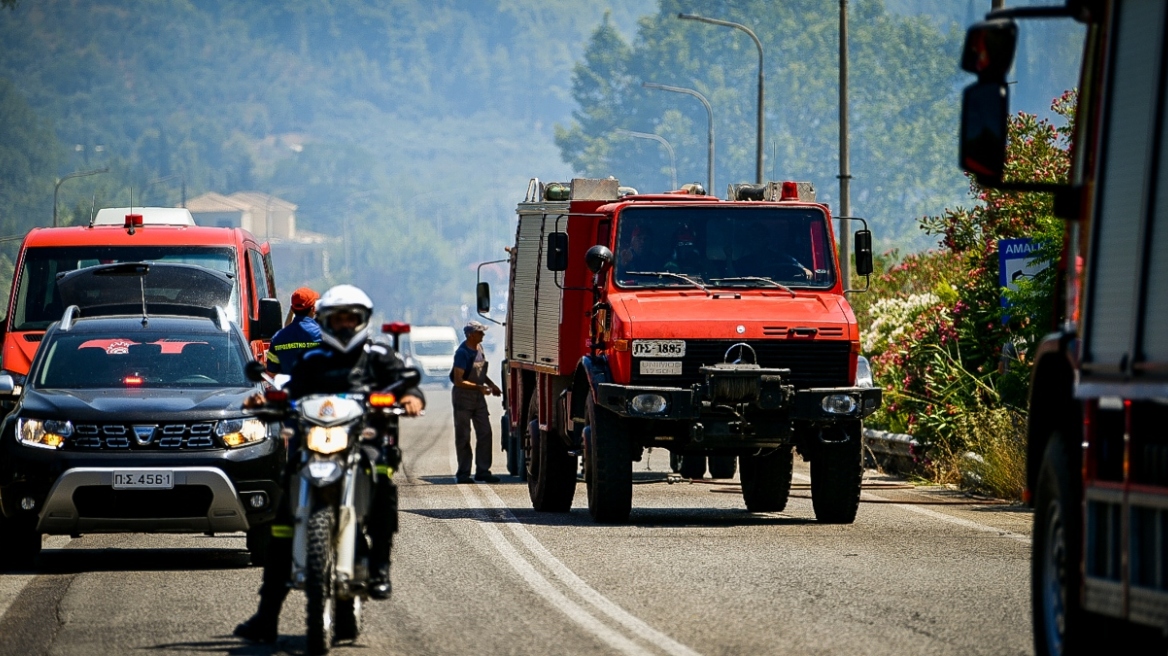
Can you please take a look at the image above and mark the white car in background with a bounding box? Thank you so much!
[402,326,459,387]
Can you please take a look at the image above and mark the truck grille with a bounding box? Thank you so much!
[69,422,219,450]
[630,340,851,389]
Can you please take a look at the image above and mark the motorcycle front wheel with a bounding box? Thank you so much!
[306,505,336,655]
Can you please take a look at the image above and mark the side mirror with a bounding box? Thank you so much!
[854,229,873,276]
[244,360,266,383]
[476,282,491,314]
[546,232,568,271]
[255,298,283,340]
[584,245,613,275]
[960,18,1017,82]
[960,82,1009,184]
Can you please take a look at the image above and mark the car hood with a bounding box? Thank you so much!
[17,386,259,422]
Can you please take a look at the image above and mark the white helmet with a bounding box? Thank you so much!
[315,284,374,353]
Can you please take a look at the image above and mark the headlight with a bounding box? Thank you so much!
[855,356,873,388]
[216,418,268,448]
[16,418,72,449]
[822,394,859,414]
[305,426,350,454]
[630,393,668,414]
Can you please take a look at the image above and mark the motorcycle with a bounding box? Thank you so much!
[246,362,420,654]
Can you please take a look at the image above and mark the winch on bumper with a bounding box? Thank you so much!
[594,361,881,443]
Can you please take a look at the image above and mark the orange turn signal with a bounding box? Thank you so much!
[613,339,629,352]
[369,392,397,407]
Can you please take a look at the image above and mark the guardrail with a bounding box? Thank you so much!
[862,427,922,474]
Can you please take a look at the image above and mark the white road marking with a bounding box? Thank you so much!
[448,450,702,656]
[792,473,1031,545]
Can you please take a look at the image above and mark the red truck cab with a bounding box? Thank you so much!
[0,207,282,380]
[481,178,880,523]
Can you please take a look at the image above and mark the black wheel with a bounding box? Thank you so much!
[678,455,706,480]
[245,523,270,567]
[585,395,632,523]
[0,516,42,570]
[305,505,336,655]
[335,597,363,644]
[526,392,577,511]
[810,422,863,524]
[740,447,794,512]
[708,455,738,479]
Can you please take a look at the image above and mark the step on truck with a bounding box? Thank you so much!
[958,2,1168,653]
[477,177,881,523]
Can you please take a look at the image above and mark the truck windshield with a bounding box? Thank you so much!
[10,246,238,331]
[34,329,251,389]
[613,206,836,290]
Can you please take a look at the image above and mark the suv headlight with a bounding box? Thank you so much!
[216,418,268,448]
[16,418,72,449]
[305,426,349,454]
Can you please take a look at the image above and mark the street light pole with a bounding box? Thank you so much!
[839,0,852,287]
[616,129,677,190]
[678,13,764,184]
[643,82,715,194]
[53,167,110,227]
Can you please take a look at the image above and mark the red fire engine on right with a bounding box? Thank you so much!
[959,2,1168,654]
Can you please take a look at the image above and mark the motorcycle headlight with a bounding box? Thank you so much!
[305,425,350,454]
[16,418,72,449]
[217,418,268,448]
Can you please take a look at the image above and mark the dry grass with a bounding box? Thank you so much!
[923,408,1027,501]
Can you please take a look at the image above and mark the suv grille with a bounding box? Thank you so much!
[629,340,851,389]
[69,422,218,450]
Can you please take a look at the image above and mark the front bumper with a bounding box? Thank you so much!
[596,382,881,422]
[0,439,283,534]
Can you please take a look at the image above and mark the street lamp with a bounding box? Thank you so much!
[678,13,764,184]
[643,82,715,194]
[53,167,110,227]
[147,173,187,208]
[616,129,677,190]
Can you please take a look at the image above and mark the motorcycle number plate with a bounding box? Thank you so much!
[112,470,174,489]
[632,340,686,358]
[639,360,682,376]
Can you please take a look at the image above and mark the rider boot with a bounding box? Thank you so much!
[234,534,292,643]
[367,476,397,600]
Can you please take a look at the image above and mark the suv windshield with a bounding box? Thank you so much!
[613,206,836,290]
[34,329,251,389]
[11,246,237,331]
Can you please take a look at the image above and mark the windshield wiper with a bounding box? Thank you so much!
[709,276,797,298]
[626,271,712,296]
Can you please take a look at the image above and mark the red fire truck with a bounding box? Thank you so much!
[958,2,1168,653]
[477,177,880,524]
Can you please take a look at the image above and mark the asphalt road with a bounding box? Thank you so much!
[0,389,1034,655]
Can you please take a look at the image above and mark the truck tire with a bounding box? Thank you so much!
[810,422,863,524]
[526,392,576,512]
[503,411,518,477]
[678,455,706,480]
[740,447,793,512]
[1032,436,1113,656]
[585,395,632,523]
[305,505,336,655]
[708,455,738,479]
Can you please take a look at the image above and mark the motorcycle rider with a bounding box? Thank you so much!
[235,284,425,644]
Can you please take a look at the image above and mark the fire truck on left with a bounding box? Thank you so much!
[0,207,283,383]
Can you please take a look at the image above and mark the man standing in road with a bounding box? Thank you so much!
[265,287,321,375]
[451,320,502,483]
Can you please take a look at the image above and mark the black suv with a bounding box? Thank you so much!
[0,263,284,567]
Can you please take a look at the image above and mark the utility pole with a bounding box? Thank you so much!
[838,0,852,287]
